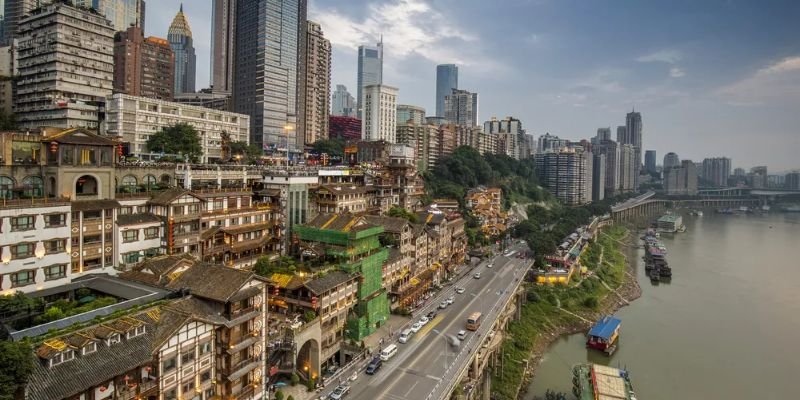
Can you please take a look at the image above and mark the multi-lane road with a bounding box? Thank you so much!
[329,242,530,400]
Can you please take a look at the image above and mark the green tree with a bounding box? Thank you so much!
[287,396,295,400]
[303,310,317,322]
[0,110,17,130]
[306,376,316,392]
[290,372,300,386]
[146,123,203,162]
[0,341,34,399]
[228,141,262,163]
[274,391,285,400]
[387,206,418,223]
[312,138,345,159]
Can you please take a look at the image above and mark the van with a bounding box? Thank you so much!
[365,357,382,375]
[457,330,467,340]
[398,329,413,344]
[379,344,398,361]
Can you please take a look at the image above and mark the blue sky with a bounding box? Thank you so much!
[147,0,800,172]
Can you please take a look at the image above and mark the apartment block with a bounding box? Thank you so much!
[113,26,174,101]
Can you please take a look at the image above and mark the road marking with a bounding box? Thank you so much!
[403,380,419,397]
[414,315,443,339]
[426,374,443,381]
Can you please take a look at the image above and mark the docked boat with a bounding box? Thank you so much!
[572,363,638,400]
[586,316,621,356]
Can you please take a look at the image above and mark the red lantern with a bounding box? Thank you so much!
[116,144,123,157]
[49,141,58,154]
[311,296,318,309]
[272,287,279,297]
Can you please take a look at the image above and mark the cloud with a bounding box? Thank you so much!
[669,67,686,78]
[310,0,474,65]
[525,33,541,44]
[717,56,800,105]
[636,49,682,64]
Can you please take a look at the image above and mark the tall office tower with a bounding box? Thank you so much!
[16,2,114,129]
[595,127,611,142]
[536,132,568,154]
[234,0,305,152]
[397,104,425,124]
[211,0,236,94]
[435,64,458,118]
[168,5,195,95]
[76,0,145,32]
[625,110,643,187]
[749,166,768,189]
[618,144,636,192]
[332,85,356,117]
[113,26,173,100]
[444,88,478,126]
[616,125,627,144]
[484,116,524,159]
[665,160,698,195]
[357,38,383,119]
[645,150,657,173]
[663,152,680,170]
[535,147,591,206]
[702,157,732,187]
[733,167,746,177]
[1,0,40,45]
[361,84,397,142]
[302,20,331,145]
[594,140,619,196]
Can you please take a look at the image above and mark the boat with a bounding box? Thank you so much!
[650,269,660,283]
[572,363,638,400]
[586,316,621,356]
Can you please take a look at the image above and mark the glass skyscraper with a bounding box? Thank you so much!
[168,4,196,95]
[436,64,458,118]
[356,39,383,119]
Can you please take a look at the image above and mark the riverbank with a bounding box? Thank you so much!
[492,225,642,400]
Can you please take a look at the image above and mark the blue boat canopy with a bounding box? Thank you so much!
[588,316,621,339]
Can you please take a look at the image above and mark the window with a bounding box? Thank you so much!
[83,342,97,355]
[122,252,141,264]
[213,199,224,210]
[61,145,75,165]
[187,204,200,214]
[83,210,101,219]
[45,213,66,227]
[79,148,96,165]
[180,349,195,364]
[122,230,138,242]
[172,205,184,216]
[11,215,35,231]
[83,235,102,245]
[11,243,34,259]
[199,341,211,356]
[127,325,146,339]
[107,333,121,346]
[118,206,133,215]
[144,227,159,239]
[43,264,67,281]
[164,388,177,400]
[0,176,13,199]
[11,270,35,287]
[200,370,211,382]
[50,350,75,367]
[162,356,177,372]
[45,239,66,254]
[181,381,195,395]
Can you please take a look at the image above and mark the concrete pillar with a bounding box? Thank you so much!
[216,166,223,188]
[482,370,491,400]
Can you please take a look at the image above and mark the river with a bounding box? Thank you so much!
[525,212,800,400]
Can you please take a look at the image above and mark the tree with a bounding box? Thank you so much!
[387,206,418,223]
[312,138,345,159]
[306,376,316,392]
[0,110,17,130]
[0,341,34,399]
[229,141,262,163]
[146,123,203,162]
[290,372,300,386]
[274,391,285,400]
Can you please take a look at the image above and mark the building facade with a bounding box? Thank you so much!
[16,2,114,130]
[1,0,39,46]
[618,144,636,192]
[331,85,355,117]
[167,5,196,95]
[211,0,236,94]
[536,148,592,205]
[105,93,250,163]
[435,64,458,118]
[80,0,145,32]
[645,150,656,174]
[303,21,331,146]
[397,104,425,125]
[664,159,698,196]
[443,88,478,127]
[113,26,174,101]
[356,40,383,119]
[701,157,732,187]
[663,152,680,170]
[361,84,397,143]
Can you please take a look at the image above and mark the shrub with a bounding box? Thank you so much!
[306,377,316,392]
[290,372,299,386]
[275,391,284,400]
[583,296,598,309]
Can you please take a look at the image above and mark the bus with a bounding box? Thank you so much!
[466,312,482,331]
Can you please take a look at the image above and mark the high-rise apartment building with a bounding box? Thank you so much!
[701,157,732,187]
[594,139,619,196]
[16,2,114,129]
[618,143,636,192]
[397,120,439,172]
[0,44,15,115]
[210,0,236,94]
[167,5,195,95]
[303,21,331,145]
[113,26,173,100]
[663,152,680,170]
[616,125,627,144]
[625,110,643,187]
[397,104,426,125]
[484,116,525,159]
[357,39,383,118]
[749,166,768,189]
[595,127,611,142]
[536,132,568,154]
[645,150,657,173]
[362,84,397,143]
[785,172,800,190]
[1,0,39,46]
[592,153,606,201]
[77,0,145,32]
[332,84,356,117]
[444,88,478,127]
[535,147,592,205]
[436,64,458,118]
[234,0,305,153]
[664,160,698,195]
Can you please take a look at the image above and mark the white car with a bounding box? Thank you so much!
[487,263,493,268]
[473,272,481,279]
[410,322,422,333]
[455,287,465,294]
[446,296,455,305]
[419,316,429,325]
[439,301,448,309]
[457,330,467,340]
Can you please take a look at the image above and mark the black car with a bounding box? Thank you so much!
[365,357,382,375]
[426,310,437,320]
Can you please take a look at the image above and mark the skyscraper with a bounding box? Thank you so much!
[596,127,611,142]
[16,1,114,129]
[618,144,636,192]
[211,0,236,94]
[113,26,173,100]
[1,0,39,46]
[302,20,331,145]
[663,152,680,170]
[361,84,397,143]
[444,88,478,127]
[356,39,383,119]
[168,4,196,95]
[593,153,606,201]
[594,139,619,196]
[702,157,732,187]
[625,110,643,187]
[78,0,145,32]
[234,0,306,152]
[535,147,592,205]
[436,64,458,118]
[616,125,627,144]
[332,85,356,117]
[665,160,698,195]
[645,150,657,174]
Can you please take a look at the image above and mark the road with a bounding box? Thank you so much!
[330,242,530,400]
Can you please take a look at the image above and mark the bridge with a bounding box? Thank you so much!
[698,187,800,197]
[609,190,766,222]
[610,191,670,222]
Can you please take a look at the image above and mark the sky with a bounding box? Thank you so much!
[147,0,800,172]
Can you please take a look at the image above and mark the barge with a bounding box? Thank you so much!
[572,363,638,400]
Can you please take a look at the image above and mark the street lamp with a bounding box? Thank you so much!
[284,124,294,167]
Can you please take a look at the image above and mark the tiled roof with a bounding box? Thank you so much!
[363,215,410,234]
[71,199,121,211]
[118,254,197,287]
[116,212,161,226]
[304,213,376,232]
[43,128,117,146]
[166,264,256,302]
[270,273,305,290]
[222,222,272,235]
[304,271,357,295]
[148,187,203,206]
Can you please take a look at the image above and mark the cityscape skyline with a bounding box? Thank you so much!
[142,0,800,171]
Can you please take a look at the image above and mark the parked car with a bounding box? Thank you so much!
[457,330,467,340]
[487,263,493,268]
[419,316,429,325]
[410,322,422,333]
[426,310,437,320]
[446,296,455,305]
[365,357,382,374]
[455,287,466,294]
[473,272,481,279]
[439,301,448,309]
